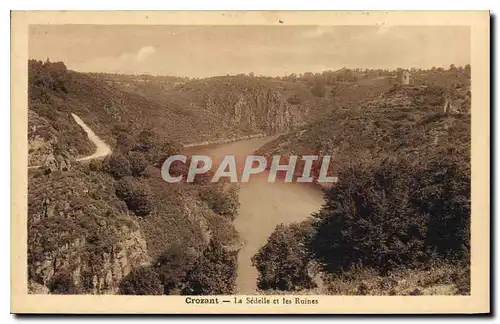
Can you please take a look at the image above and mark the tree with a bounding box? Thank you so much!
[199,184,240,220]
[152,140,180,168]
[115,132,136,153]
[154,244,197,294]
[132,129,180,167]
[411,150,470,261]
[102,153,131,179]
[182,240,237,295]
[115,177,154,216]
[287,94,302,105]
[310,157,428,274]
[28,59,69,93]
[252,223,316,291]
[309,147,470,276]
[311,82,325,97]
[464,64,471,78]
[135,130,156,152]
[48,272,79,294]
[88,159,102,171]
[128,151,148,177]
[119,266,163,295]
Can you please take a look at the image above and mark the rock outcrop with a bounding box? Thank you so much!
[42,152,72,173]
[28,170,151,294]
[28,226,150,294]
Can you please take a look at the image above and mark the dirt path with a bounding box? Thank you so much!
[70,113,112,161]
[28,114,112,169]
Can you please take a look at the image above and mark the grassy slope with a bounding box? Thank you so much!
[257,262,469,296]
[258,84,470,169]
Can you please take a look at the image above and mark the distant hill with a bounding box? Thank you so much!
[29,59,402,167]
[257,83,470,172]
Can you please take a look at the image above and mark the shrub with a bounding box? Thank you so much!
[287,95,302,105]
[48,272,79,294]
[154,244,197,294]
[102,153,131,179]
[182,240,237,295]
[128,151,148,177]
[252,222,316,291]
[311,82,325,97]
[115,177,154,216]
[115,132,136,153]
[411,149,470,261]
[310,157,429,274]
[199,185,239,220]
[119,266,163,295]
[88,159,102,171]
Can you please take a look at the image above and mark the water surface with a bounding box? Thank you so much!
[185,136,324,293]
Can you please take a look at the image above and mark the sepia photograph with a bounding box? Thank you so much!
[11,11,490,314]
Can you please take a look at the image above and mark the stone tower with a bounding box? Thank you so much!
[398,69,411,85]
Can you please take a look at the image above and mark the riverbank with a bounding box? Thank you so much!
[183,135,324,294]
[182,133,267,149]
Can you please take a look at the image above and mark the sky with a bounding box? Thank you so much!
[29,25,470,78]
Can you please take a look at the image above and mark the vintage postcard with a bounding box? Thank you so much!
[11,11,490,314]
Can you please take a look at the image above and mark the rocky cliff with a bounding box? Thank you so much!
[173,76,320,139]
[28,167,150,294]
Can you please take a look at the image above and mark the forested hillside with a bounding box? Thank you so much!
[28,61,243,294]
[30,60,375,169]
[27,59,472,296]
[30,59,388,294]
[253,67,471,295]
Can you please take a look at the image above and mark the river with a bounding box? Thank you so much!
[184,136,324,294]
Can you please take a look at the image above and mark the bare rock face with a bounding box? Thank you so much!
[55,153,71,171]
[202,81,311,137]
[28,169,152,295]
[42,153,57,172]
[84,228,150,294]
[28,110,58,167]
[230,88,308,134]
[28,280,50,294]
[42,152,72,173]
[28,226,150,294]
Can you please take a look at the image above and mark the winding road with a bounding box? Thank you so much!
[28,114,112,169]
[70,113,112,161]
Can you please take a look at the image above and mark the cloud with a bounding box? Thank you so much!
[376,24,392,35]
[70,46,157,74]
[301,26,336,39]
[137,46,156,62]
